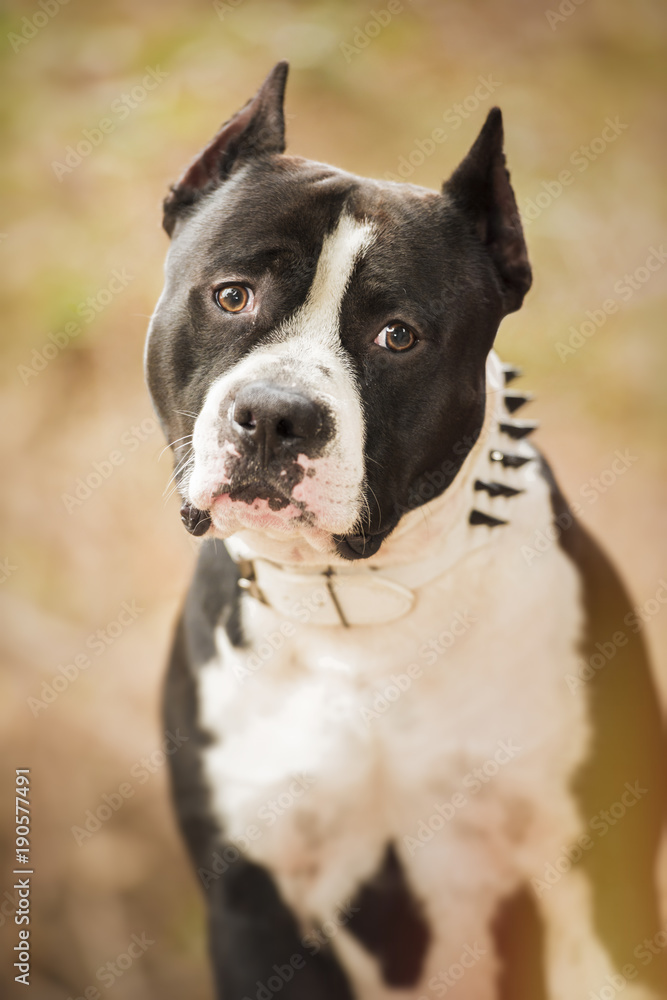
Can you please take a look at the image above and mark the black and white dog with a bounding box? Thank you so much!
[145,63,666,999]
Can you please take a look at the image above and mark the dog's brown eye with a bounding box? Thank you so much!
[374,322,417,352]
[215,284,251,313]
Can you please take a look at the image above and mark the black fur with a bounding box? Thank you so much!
[346,843,430,987]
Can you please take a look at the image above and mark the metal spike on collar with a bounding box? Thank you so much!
[474,479,524,498]
[504,392,533,414]
[469,509,508,528]
[499,420,539,440]
[502,364,522,385]
[489,450,532,469]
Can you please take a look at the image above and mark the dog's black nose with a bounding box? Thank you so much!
[231,381,325,460]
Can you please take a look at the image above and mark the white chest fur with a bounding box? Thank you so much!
[196,488,606,996]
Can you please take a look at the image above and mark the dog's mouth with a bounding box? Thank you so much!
[181,492,391,561]
[184,435,369,547]
[181,466,394,560]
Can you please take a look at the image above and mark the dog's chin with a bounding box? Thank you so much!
[205,493,346,557]
[193,490,397,563]
[209,493,306,534]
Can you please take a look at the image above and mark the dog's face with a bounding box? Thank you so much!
[146,63,531,560]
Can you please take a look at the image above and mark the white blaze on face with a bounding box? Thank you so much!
[287,212,375,351]
[187,213,375,550]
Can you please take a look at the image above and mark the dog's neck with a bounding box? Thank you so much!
[223,350,537,626]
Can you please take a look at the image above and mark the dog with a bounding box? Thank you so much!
[145,62,666,1000]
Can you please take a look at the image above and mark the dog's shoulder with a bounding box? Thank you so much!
[538,455,667,989]
[537,451,662,762]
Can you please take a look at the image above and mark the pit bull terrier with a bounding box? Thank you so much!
[145,62,666,1000]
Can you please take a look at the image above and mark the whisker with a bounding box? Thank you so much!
[165,468,195,506]
[163,447,195,498]
[416,500,431,531]
[365,483,381,530]
[166,449,194,483]
[164,462,194,505]
[165,460,194,495]
[159,435,193,461]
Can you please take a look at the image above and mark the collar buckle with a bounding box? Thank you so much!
[236,558,268,606]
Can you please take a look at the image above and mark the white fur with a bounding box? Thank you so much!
[194,352,657,998]
[188,214,374,553]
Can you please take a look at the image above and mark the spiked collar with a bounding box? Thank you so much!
[224,353,537,627]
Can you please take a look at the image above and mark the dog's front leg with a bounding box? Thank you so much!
[538,868,665,999]
[204,852,356,1000]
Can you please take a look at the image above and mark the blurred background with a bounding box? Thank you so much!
[0,0,665,996]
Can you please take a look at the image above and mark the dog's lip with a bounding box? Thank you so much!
[333,525,395,560]
[211,487,294,510]
[210,488,311,527]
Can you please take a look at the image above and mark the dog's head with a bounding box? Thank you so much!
[146,62,531,561]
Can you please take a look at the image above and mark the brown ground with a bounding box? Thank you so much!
[1,0,666,997]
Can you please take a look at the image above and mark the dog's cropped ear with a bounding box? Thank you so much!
[443,108,531,314]
[163,61,289,236]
